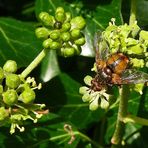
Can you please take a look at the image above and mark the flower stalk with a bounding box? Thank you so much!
[122,114,148,126]
[20,48,48,78]
[111,85,129,146]
[129,0,136,26]
[111,0,139,146]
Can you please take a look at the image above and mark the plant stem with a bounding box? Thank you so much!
[29,131,102,148]
[129,0,136,26]
[111,85,129,146]
[20,48,48,78]
[77,131,102,148]
[122,114,148,126]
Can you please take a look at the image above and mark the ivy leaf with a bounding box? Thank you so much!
[137,0,148,27]
[35,0,122,57]
[30,113,80,147]
[37,73,105,129]
[0,17,42,68]
[40,50,60,82]
[82,0,122,57]
[105,90,141,144]
[0,113,80,147]
[124,123,142,145]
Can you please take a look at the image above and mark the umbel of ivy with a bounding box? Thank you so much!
[79,19,148,111]
[35,7,86,57]
[0,7,86,134]
[0,60,44,134]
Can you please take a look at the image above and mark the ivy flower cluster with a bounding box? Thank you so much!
[0,60,45,134]
[103,18,148,68]
[79,19,148,111]
[79,75,114,111]
[35,7,86,57]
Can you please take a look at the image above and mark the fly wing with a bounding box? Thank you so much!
[120,69,148,84]
[94,31,110,61]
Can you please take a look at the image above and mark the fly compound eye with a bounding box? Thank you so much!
[104,67,112,75]
[100,67,112,82]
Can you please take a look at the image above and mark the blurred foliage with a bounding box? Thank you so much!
[0,0,148,147]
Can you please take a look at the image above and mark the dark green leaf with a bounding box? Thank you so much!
[137,0,148,27]
[0,17,42,68]
[0,113,80,148]
[30,113,80,148]
[105,109,117,144]
[105,90,141,143]
[124,123,142,145]
[37,73,105,129]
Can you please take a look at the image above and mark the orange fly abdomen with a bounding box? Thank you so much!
[107,53,129,74]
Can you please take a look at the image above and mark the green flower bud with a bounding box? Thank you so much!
[89,97,100,111]
[62,47,75,57]
[0,107,9,121]
[0,85,3,94]
[91,63,97,72]
[139,30,148,41]
[35,27,50,39]
[127,44,144,54]
[84,75,92,86]
[39,12,55,27]
[131,23,140,38]
[21,89,35,104]
[65,12,72,22]
[105,25,117,32]
[55,12,65,23]
[42,38,53,49]
[100,97,109,109]
[72,44,81,55]
[126,38,138,46]
[74,37,85,46]
[130,58,144,68]
[70,16,86,30]
[6,74,21,89]
[55,7,65,14]
[50,41,61,50]
[3,89,18,106]
[79,86,89,95]
[0,68,4,80]
[133,84,144,95]
[70,29,81,39]
[61,22,71,32]
[3,60,17,73]
[82,93,92,102]
[50,30,60,40]
[119,23,131,38]
[61,32,71,41]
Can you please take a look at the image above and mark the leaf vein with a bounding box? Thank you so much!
[0,27,17,54]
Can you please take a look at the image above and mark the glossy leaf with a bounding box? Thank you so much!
[37,73,105,129]
[137,0,148,27]
[40,50,60,82]
[124,123,142,145]
[105,90,142,144]
[0,17,42,68]
[0,113,80,147]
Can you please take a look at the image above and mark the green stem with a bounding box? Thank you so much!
[111,85,129,146]
[20,48,48,78]
[29,131,102,148]
[77,131,102,148]
[129,0,137,26]
[122,114,148,126]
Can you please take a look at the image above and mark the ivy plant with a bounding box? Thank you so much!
[0,0,148,147]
